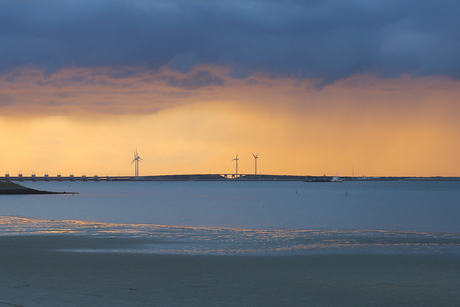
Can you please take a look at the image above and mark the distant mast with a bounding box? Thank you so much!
[130,149,143,177]
[252,152,259,175]
[232,153,239,177]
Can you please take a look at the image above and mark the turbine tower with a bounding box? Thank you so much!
[130,149,143,177]
[252,152,259,175]
[232,153,239,177]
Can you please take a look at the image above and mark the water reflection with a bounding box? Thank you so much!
[2,216,460,256]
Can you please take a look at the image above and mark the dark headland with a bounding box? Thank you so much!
[0,181,74,195]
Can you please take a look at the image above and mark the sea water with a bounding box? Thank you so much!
[1,180,459,255]
[1,181,460,306]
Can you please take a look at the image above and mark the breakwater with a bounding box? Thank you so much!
[1,174,458,182]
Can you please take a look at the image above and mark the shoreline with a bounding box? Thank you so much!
[1,174,460,182]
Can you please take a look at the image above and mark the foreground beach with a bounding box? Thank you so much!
[1,235,459,307]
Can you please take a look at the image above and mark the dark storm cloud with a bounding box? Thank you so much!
[1,0,459,86]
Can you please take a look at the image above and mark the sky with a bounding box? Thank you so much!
[1,0,460,177]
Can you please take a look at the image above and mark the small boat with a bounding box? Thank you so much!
[331,173,342,182]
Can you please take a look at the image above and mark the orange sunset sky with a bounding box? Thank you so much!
[1,1,459,177]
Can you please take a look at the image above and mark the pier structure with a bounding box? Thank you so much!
[3,173,447,182]
[0,173,131,182]
[0,173,309,181]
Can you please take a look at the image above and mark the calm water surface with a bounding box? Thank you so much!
[1,180,459,255]
[1,181,460,307]
[1,180,459,231]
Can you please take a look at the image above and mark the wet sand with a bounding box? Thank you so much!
[0,235,459,307]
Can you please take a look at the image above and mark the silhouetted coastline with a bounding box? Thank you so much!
[0,182,74,195]
[1,174,459,182]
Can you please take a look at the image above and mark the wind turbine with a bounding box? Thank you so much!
[130,149,143,177]
[252,152,259,175]
[232,153,239,177]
